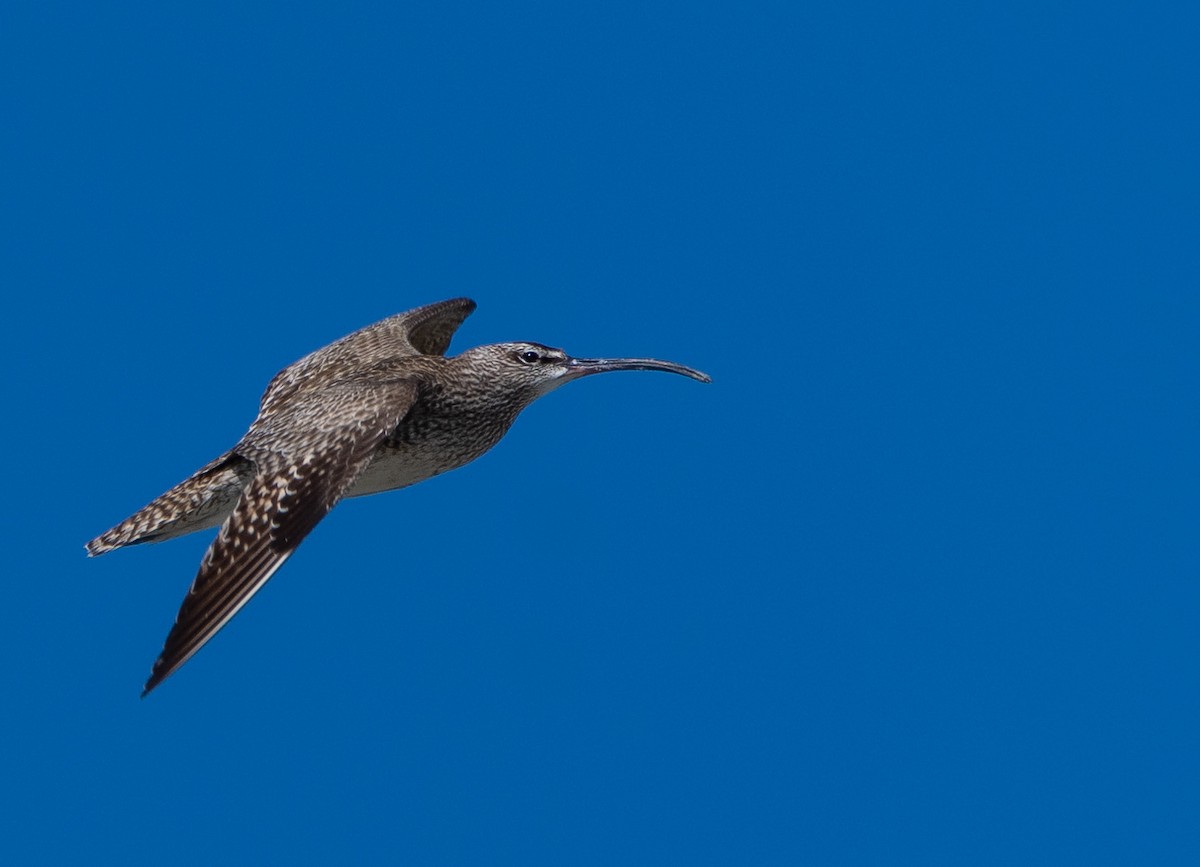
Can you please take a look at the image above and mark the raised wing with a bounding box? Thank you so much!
[141,379,419,696]
[258,298,475,414]
[401,297,477,355]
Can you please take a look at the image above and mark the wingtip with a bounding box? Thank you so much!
[141,648,176,697]
[446,296,478,318]
[434,296,476,313]
[141,667,165,699]
[85,532,122,557]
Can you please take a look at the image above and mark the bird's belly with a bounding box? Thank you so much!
[344,445,446,498]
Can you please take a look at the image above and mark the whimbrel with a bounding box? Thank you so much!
[87,298,710,695]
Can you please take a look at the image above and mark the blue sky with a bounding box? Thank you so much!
[3,1,1198,863]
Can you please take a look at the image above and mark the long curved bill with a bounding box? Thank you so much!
[566,356,711,383]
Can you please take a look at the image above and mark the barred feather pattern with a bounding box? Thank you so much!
[85,296,708,696]
[140,379,418,695]
[85,453,254,556]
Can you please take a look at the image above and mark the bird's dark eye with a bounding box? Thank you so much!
[518,350,541,364]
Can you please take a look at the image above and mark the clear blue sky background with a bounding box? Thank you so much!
[3,1,1197,863]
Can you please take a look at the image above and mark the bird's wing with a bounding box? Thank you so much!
[322,296,477,360]
[256,298,474,414]
[399,297,477,355]
[141,378,419,696]
[85,450,254,555]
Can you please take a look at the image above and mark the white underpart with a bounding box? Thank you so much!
[534,368,573,396]
[345,449,445,497]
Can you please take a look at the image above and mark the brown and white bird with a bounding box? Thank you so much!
[86,298,710,695]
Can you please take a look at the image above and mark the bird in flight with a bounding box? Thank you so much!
[87,298,710,695]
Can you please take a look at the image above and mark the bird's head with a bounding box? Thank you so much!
[456,341,711,401]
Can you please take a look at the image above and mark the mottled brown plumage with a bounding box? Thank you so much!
[86,298,710,696]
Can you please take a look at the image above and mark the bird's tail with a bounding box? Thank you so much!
[85,451,254,556]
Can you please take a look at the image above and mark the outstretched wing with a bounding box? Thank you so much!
[141,379,419,696]
[85,451,255,555]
